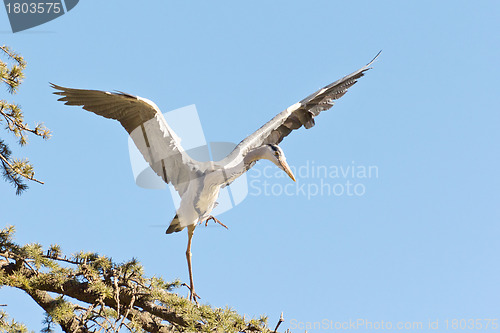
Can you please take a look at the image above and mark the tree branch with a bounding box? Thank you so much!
[0,151,44,184]
[24,288,85,333]
[0,227,272,332]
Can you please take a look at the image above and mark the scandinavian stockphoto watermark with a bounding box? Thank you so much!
[3,0,79,33]
[249,160,378,200]
[128,104,378,216]
[289,318,499,331]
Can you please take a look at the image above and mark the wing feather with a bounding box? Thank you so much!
[222,52,380,163]
[51,84,202,195]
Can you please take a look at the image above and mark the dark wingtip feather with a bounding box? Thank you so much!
[166,214,184,234]
[366,50,382,67]
[50,82,64,95]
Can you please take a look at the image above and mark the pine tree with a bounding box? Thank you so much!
[0,45,50,195]
[0,226,277,332]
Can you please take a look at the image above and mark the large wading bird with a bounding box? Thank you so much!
[52,52,379,302]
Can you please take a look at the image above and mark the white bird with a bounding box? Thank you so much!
[51,52,379,302]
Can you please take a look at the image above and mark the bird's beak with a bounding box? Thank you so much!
[279,158,296,182]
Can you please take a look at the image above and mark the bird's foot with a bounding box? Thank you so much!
[190,291,200,304]
[205,215,228,229]
[182,283,201,304]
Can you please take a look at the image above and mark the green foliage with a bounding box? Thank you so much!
[0,45,51,195]
[0,310,31,333]
[0,226,275,332]
[0,46,26,94]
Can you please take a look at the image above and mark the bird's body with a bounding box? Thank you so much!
[167,144,287,233]
[52,52,380,302]
[167,172,221,233]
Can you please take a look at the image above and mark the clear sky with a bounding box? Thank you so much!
[1,1,499,332]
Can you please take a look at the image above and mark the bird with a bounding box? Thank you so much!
[51,51,380,303]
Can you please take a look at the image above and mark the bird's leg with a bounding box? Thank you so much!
[186,224,200,303]
[204,215,228,229]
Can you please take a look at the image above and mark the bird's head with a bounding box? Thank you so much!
[264,144,296,182]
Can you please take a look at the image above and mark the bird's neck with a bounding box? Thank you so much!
[219,146,269,185]
[243,145,269,164]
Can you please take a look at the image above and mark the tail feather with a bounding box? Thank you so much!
[166,214,185,234]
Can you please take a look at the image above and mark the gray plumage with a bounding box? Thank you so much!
[51,52,379,302]
[222,50,381,165]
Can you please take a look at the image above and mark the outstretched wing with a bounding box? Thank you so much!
[51,84,203,196]
[222,52,380,163]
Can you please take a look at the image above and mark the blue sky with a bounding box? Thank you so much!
[1,1,499,332]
